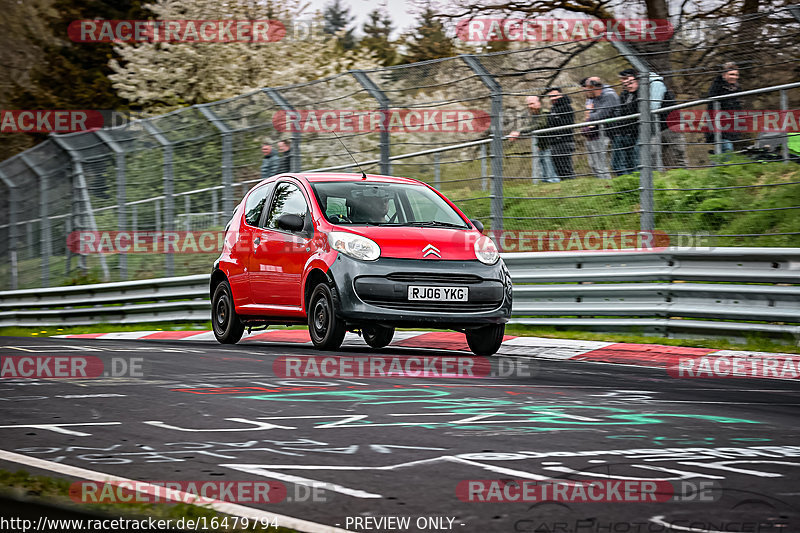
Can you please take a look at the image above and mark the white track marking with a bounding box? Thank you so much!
[650,515,725,532]
[0,449,355,533]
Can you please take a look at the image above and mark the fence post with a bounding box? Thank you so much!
[780,90,789,163]
[94,130,127,280]
[0,169,18,289]
[195,105,234,217]
[20,153,52,287]
[480,143,487,190]
[50,136,110,282]
[434,152,441,189]
[462,55,504,232]
[212,189,219,226]
[184,195,191,230]
[142,121,174,277]
[713,101,723,156]
[638,73,654,232]
[264,89,302,172]
[351,70,391,175]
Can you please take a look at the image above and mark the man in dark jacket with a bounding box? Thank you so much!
[509,95,559,182]
[275,139,292,174]
[543,87,576,180]
[581,77,619,179]
[614,69,641,176]
[706,62,742,153]
[260,141,278,179]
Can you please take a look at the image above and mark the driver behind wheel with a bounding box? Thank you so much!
[349,189,391,223]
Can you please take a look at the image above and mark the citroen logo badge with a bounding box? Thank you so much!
[422,244,441,258]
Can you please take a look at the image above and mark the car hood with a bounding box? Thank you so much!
[333,226,483,260]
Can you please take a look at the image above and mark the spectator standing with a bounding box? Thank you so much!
[615,69,688,173]
[706,62,742,153]
[260,141,278,179]
[543,87,576,180]
[581,77,618,180]
[614,69,640,176]
[276,139,292,174]
[509,95,559,183]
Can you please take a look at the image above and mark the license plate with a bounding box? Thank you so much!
[408,286,468,301]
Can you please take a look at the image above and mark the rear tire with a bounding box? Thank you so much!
[362,325,395,348]
[465,324,505,356]
[308,283,346,351]
[212,281,245,344]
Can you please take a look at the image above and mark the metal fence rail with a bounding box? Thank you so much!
[2,249,798,342]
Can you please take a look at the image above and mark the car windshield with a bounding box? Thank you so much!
[310,181,469,228]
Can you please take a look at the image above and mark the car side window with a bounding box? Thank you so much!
[264,182,309,230]
[244,184,272,227]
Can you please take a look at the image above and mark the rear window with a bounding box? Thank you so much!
[310,181,468,228]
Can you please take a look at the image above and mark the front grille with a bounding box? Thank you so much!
[360,298,501,313]
[385,272,484,284]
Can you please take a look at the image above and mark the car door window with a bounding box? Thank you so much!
[264,182,309,230]
[243,184,272,227]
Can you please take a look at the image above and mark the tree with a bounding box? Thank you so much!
[1,0,148,160]
[323,0,357,51]
[402,4,456,64]
[109,0,380,110]
[361,8,397,66]
[12,0,148,110]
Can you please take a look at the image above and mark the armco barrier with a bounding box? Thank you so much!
[1,248,798,342]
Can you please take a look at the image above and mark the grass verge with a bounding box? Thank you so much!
[0,469,298,532]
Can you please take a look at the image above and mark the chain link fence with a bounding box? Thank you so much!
[1,7,799,289]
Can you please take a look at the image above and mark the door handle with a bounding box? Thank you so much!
[253,236,261,246]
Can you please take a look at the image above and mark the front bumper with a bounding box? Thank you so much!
[328,254,512,328]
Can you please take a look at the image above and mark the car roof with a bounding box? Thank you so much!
[297,172,423,185]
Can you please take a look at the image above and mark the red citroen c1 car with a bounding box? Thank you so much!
[210,173,512,355]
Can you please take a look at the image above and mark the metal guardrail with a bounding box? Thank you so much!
[1,248,799,342]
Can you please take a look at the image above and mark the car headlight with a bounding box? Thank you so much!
[474,235,499,265]
[329,231,381,261]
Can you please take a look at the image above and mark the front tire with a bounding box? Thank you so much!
[465,324,505,356]
[362,325,395,349]
[308,283,346,351]
[212,281,245,344]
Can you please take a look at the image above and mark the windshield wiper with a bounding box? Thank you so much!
[406,221,466,228]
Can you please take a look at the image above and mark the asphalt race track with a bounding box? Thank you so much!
[1,336,799,533]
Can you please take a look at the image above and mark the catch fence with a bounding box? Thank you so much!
[1,7,798,289]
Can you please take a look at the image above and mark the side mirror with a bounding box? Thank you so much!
[277,213,305,232]
[470,219,484,233]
